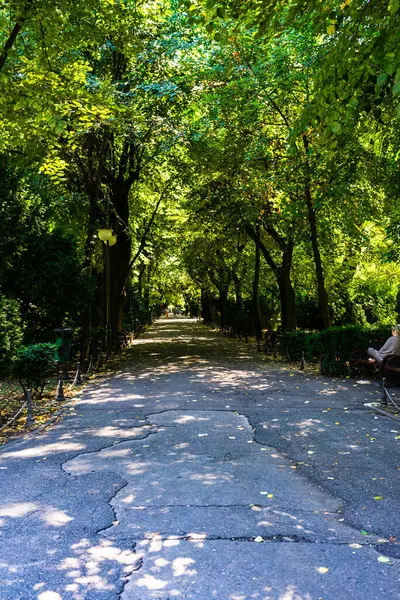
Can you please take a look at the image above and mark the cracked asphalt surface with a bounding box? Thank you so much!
[0,318,400,599]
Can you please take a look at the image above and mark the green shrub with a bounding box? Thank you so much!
[281,324,392,376]
[0,294,22,375]
[280,330,321,362]
[12,343,56,397]
[3,230,94,343]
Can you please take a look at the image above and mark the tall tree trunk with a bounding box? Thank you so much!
[217,287,228,329]
[77,132,108,361]
[304,186,331,329]
[233,273,242,311]
[303,134,331,329]
[246,225,296,332]
[253,224,262,344]
[277,245,296,331]
[109,181,131,350]
[201,289,213,323]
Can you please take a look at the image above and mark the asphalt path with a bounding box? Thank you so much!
[0,318,399,600]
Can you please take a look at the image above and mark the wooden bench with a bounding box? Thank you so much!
[382,355,400,386]
[349,340,385,377]
[349,342,400,384]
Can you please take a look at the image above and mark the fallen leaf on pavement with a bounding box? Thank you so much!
[316,567,329,574]
[377,556,391,563]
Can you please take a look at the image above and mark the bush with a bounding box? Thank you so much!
[281,324,392,376]
[3,229,94,343]
[280,330,321,363]
[0,294,22,375]
[12,343,56,397]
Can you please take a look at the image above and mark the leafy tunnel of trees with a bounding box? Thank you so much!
[1,0,400,368]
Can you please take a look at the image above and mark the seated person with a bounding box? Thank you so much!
[368,325,400,363]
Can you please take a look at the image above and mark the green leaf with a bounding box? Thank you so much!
[376,73,388,88]
[392,81,400,96]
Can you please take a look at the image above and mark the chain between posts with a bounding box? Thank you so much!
[70,362,82,389]
[381,377,400,411]
[26,389,34,426]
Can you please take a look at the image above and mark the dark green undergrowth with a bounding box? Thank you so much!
[281,324,392,376]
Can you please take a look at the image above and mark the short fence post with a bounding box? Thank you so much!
[300,351,305,371]
[56,370,65,402]
[26,389,34,427]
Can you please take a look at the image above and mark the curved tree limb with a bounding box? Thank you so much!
[0,0,34,72]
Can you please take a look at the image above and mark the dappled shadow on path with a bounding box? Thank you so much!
[0,319,399,599]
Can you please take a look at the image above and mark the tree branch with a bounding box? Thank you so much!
[246,224,278,274]
[0,0,33,72]
[123,180,172,288]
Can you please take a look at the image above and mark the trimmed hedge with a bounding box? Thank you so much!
[12,343,56,397]
[281,324,392,376]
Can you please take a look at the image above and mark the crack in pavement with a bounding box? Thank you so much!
[116,547,143,600]
[60,425,159,475]
[96,479,129,536]
[115,534,385,545]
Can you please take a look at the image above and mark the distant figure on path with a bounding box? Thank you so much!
[368,325,400,363]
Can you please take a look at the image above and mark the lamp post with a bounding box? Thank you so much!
[98,228,117,356]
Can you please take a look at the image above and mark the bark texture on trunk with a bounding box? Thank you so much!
[304,186,331,329]
[277,245,296,332]
[246,224,296,332]
[217,287,228,329]
[253,224,262,343]
[303,134,331,329]
[109,179,132,349]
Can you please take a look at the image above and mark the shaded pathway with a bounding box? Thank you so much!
[0,319,399,599]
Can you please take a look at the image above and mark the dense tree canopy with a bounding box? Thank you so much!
[0,0,399,365]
